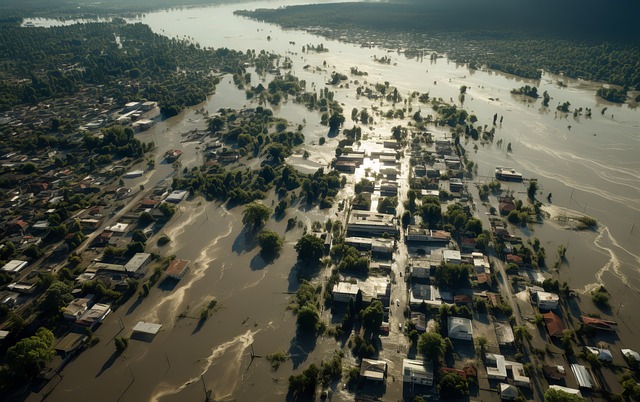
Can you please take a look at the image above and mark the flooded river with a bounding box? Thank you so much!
[25,1,640,401]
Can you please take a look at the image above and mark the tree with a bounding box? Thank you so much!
[514,325,532,345]
[438,371,469,399]
[464,218,483,235]
[294,234,325,264]
[527,179,538,199]
[544,388,585,402]
[5,327,55,378]
[297,304,320,332]
[114,337,129,352]
[39,281,73,314]
[418,332,446,362]
[289,363,319,399]
[241,201,271,231]
[257,229,283,254]
[362,300,384,334]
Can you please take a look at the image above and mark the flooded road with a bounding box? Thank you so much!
[25,1,640,401]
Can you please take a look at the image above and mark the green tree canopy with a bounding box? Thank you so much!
[297,304,320,332]
[361,300,384,333]
[6,327,55,379]
[257,229,283,254]
[438,371,469,399]
[544,388,585,402]
[294,234,325,264]
[241,201,271,231]
[38,281,73,314]
[418,332,446,362]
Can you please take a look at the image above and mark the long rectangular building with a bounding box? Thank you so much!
[347,210,398,237]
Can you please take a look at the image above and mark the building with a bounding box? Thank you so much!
[124,253,151,276]
[166,259,190,280]
[410,312,427,332]
[448,317,473,340]
[536,291,560,310]
[1,260,28,273]
[410,283,442,307]
[406,226,451,243]
[75,303,111,328]
[402,359,434,386]
[486,353,507,380]
[360,359,387,381]
[63,296,94,321]
[586,347,613,362]
[548,385,582,398]
[499,383,519,400]
[449,178,464,193]
[495,322,515,345]
[571,364,594,389]
[165,190,188,203]
[332,282,360,303]
[347,210,398,237]
[443,249,461,265]
[622,349,640,363]
[132,321,162,340]
[410,258,433,280]
[371,238,394,255]
[581,316,617,331]
[543,311,566,338]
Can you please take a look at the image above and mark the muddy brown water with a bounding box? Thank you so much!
[24,1,640,400]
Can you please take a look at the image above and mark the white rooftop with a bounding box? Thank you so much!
[1,260,28,273]
[133,321,162,335]
[622,348,640,362]
[333,282,359,295]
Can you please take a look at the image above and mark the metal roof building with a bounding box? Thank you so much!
[571,364,594,389]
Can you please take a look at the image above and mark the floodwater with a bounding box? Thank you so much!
[24,1,640,401]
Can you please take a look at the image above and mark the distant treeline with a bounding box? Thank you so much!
[0,0,242,17]
[0,20,251,114]
[238,1,640,88]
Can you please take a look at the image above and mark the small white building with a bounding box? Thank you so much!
[536,291,560,310]
[63,296,94,321]
[1,260,28,273]
[332,282,360,303]
[448,316,473,340]
[622,349,640,362]
[443,249,461,265]
[75,303,111,328]
[402,359,434,386]
[360,358,387,381]
[132,321,162,340]
[165,190,188,203]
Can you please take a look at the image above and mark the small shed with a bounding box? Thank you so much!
[132,321,162,341]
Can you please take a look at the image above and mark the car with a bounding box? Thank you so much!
[396,299,400,306]
[398,323,402,330]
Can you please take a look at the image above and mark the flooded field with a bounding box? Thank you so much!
[24,1,640,401]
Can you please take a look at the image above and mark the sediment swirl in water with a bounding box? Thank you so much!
[149,329,259,402]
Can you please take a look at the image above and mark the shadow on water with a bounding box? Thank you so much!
[192,317,206,335]
[157,277,178,291]
[288,328,318,370]
[250,251,278,270]
[126,295,145,315]
[232,227,258,255]
[95,350,122,378]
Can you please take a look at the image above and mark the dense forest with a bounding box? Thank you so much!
[238,0,640,88]
[0,19,252,115]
